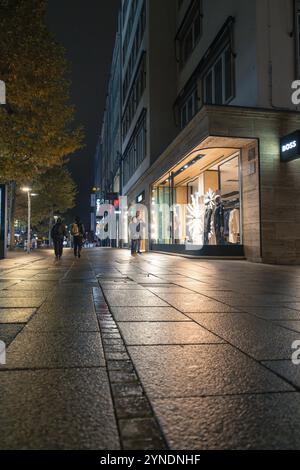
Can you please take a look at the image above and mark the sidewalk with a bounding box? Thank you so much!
[1,248,300,449]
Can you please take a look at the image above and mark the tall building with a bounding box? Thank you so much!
[96,0,300,264]
[120,0,179,251]
[94,17,122,237]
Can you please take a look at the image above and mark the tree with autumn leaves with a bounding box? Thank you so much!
[0,0,83,246]
[15,166,77,240]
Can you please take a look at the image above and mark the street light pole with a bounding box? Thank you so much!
[27,190,31,254]
[21,188,38,254]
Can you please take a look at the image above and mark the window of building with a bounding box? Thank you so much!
[179,0,202,68]
[123,111,147,186]
[122,1,146,100]
[123,0,145,68]
[179,87,198,129]
[203,45,234,105]
[122,54,146,140]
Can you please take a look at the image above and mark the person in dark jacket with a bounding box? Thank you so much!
[71,217,85,258]
[51,218,67,260]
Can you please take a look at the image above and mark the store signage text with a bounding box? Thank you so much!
[282,140,297,153]
[280,131,300,162]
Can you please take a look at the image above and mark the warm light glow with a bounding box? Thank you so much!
[21,187,31,192]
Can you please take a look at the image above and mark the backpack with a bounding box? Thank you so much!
[71,223,80,236]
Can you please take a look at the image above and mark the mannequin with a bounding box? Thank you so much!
[214,195,225,245]
[229,207,240,244]
[204,205,213,245]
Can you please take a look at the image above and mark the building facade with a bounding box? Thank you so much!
[93,17,122,239]
[96,0,300,264]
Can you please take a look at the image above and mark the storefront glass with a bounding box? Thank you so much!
[151,152,242,249]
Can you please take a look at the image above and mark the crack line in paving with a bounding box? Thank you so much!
[92,281,169,451]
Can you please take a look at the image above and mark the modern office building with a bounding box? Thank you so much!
[94,18,122,238]
[96,0,300,264]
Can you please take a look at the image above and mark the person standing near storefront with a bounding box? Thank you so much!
[71,217,85,258]
[129,216,138,255]
[51,218,67,260]
[135,210,145,254]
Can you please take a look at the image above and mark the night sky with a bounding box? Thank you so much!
[47,0,120,229]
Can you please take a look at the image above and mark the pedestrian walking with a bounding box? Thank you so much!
[51,218,67,260]
[71,217,85,258]
[129,216,138,255]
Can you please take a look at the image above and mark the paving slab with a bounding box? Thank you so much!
[0,308,36,323]
[110,306,190,322]
[0,368,120,450]
[188,312,300,360]
[25,310,99,332]
[284,303,300,312]
[0,290,48,299]
[274,320,300,333]
[1,330,105,369]
[128,344,292,398]
[241,307,300,320]
[119,322,223,345]
[0,298,45,308]
[104,290,169,307]
[153,293,241,313]
[0,324,24,346]
[151,393,300,449]
[262,360,300,389]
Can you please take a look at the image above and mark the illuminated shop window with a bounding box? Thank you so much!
[151,152,242,248]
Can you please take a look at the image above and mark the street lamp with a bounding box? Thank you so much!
[21,187,38,254]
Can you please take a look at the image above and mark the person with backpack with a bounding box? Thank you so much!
[51,218,68,260]
[71,216,85,258]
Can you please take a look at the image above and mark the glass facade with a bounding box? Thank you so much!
[151,152,242,250]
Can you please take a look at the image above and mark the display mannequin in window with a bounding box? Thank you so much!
[204,204,213,245]
[214,195,225,245]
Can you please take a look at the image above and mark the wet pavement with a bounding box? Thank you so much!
[1,248,300,449]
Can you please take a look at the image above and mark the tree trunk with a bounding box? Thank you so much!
[8,181,16,251]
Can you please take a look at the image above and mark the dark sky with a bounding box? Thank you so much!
[47,0,120,229]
